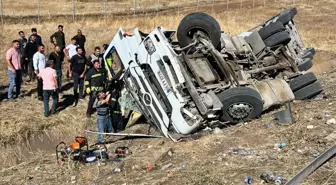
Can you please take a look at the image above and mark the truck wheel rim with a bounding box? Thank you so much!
[227,103,253,120]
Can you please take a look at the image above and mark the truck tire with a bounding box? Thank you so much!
[302,51,313,60]
[293,81,323,100]
[177,12,221,49]
[258,21,286,40]
[285,7,297,17]
[217,87,263,123]
[297,58,313,71]
[277,12,293,25]
[289,72,317,92]
[264,31,291,47]
[306,47,316,55]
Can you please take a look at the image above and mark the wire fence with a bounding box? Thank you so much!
[0,0,315,24]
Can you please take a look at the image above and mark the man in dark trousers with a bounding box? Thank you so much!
[24,35,38,82]
[87,46,104,70]
[29,28,42,47]
[73,29,86,55]
[84,60,107,118]
[50,25,65,51]
[48,45,64,93]
[18,31,28,77]
[69,47,87,105]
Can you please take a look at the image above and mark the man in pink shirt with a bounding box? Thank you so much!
[6,40,22,100]
[38,61,58,117]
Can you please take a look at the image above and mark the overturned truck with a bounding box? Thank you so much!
[103,8,323,140]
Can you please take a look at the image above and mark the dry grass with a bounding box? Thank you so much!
[0,0,335,184]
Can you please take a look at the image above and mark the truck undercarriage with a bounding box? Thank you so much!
[103,8,323,140]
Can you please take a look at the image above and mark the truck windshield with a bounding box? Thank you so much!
[104,46,123,76]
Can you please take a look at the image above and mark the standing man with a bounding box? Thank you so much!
[38,61,58,117]
[29,28,42,47]
[96,91,113,143]
[50,25,65,51]
[33,44,46,101]
[63,38,77,60]
[48,45,64,93]
[69,47,87,105]
[64,38,78,79]
[24,35,38,82]
[6,40,22,100]
[84,60,107,118]
[87,47,104,70]
[73,29,86,55]
[18,31,28,77]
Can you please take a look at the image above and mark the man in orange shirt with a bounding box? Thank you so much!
[6,40,22,100]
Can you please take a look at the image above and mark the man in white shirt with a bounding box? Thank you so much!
[33,44,46,100]
[63,37,78,79]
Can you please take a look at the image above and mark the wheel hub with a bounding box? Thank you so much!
[227,103,253,120]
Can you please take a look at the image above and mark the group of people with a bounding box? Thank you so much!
[6,25,121,143]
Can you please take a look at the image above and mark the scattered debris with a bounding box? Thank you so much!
[167,170,173,177]
[35,165,41,170]
[180,162,186,169]
[273,103,294,125]
[307,125,314,129]
[147,165,153,171]
[260,172,284,184]
[312,153,321,158]
[113,167,121,173]
[115,146,131,158]
[326,118,336,125]
[278,142,287,149]
[161,163,173,171]
[168,150,173,157]
[266,124,271,129]
[244,176,253,184]
[213,127,224,134]
[232,148,258,156]
[71,176,76,184]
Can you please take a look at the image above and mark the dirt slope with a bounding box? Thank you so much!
[0,71,336,185]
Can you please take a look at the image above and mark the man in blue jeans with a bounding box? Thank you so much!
[96,91,113,143]
[6,40,22,100]
[38,62,58,117]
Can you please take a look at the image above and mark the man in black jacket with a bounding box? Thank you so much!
[50,25,65,51]
[48,45,64,93]
[18,31,28,76]
[73,29,86,55]
[84,60,107,118]
[29,28,42,47]
[69,47,87,105]
[24,35,38,81]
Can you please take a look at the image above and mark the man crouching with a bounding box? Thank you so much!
[96,91,114,143]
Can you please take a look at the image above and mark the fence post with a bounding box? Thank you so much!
[0,0,3,25]
[197,0,200,11]
[212,0,214,13]
[240,0,242,9]
[253,0,255,9]
[103,0,107,19]
[133,0,135,16]
[37,0,40,24]
[264,0,266,7]
[227,0,229,10]
[72,0,76,22]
